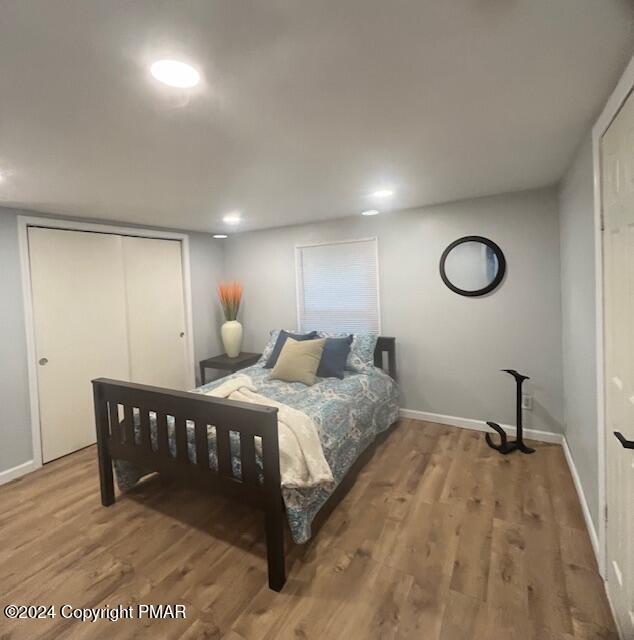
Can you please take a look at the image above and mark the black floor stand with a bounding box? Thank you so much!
[486,369,536,455]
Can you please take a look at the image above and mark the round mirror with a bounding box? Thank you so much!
[439,236,506,297]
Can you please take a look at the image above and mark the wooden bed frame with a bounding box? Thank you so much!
[92,336,397,591]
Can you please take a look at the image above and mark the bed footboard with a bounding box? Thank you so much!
[91,378,286,591]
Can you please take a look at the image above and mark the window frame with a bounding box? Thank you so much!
[294,237,382,334]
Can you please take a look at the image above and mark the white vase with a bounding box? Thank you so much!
[221,320,243,357]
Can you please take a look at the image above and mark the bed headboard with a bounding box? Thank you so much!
[374,336,396,379]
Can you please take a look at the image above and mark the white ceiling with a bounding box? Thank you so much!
[0,1,632,233]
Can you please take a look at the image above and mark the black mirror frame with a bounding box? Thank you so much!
[439,235,506,297]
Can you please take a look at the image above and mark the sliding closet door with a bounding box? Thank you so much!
[29,228,130,463]
[122,236,189,389]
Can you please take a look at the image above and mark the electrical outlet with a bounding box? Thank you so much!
[521,394,533,411]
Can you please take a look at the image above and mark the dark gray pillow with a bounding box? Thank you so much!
[316,335,354,379]
[264,330,318,368]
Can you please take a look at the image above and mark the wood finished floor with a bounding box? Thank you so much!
[0,419,616,640]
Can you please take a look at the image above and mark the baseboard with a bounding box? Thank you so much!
[399,408,563,444]
[0,459,38,486]
[605,581,625,640]
[561,437,600,565]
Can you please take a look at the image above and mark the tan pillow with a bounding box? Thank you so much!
[270,337,326,386]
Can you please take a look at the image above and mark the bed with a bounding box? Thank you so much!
[92,336,398,591]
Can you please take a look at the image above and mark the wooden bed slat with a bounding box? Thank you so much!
[194,421,209,469]
[157,412,169,455]
[216,426,232,477]
[239,431,257,485]
[123,404,134,446]
[139,408,151,450]
[108,401,120,444]
[175,416,189,463]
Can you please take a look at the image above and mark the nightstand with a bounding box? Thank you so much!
[199,352,262,385]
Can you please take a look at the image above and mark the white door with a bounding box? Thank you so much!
[29,228,130,462]
[602,88,634,637]
[122,236,189,389]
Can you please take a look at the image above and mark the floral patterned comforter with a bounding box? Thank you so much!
[113,362,399,544]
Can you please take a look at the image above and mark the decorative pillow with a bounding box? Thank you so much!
[270,338,326,386]
[317,332,379,373]
[259,329,281,364]
[316,335,353,379]
[264,330,318,368]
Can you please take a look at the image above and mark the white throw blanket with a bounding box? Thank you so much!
[204,375,334,490]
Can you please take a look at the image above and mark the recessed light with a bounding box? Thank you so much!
[372,189,394,198]
[223,212,241,225]
[213,234,228,239]
[362,209,379,216]
[150,60,200,88]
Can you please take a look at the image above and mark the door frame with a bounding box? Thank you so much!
[18,215,197,471]
[593,55,634,578]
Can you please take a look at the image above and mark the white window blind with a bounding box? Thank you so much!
[296,238,380,334]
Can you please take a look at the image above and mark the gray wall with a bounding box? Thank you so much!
[188,233,226,380]
[558,135,599,529]
[0,212,33,472]
[225,188,564,432]
[0,206,225,474]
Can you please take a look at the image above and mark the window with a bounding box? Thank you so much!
[296,238,380,333]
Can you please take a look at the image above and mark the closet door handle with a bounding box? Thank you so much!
[613,431,634,449]
[38,357,48,366]
[179,332,185,338]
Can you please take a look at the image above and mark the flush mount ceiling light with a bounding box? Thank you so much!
[362,209,379,216]
[213,234,228,239]
[372,189,394,198]
[150,59,200,88]
[223,212,241,225]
